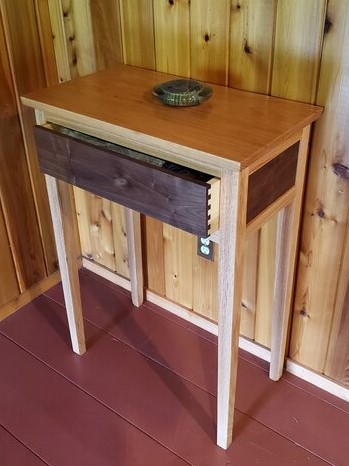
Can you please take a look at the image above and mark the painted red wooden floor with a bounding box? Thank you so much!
[1,269,348,466]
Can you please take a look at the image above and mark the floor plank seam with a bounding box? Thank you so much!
[81,268,217,344]
[0,331,193,466]
[0,329,329,465]
[57,269,349,412]
[142,300,218,344]
[1,293,345,465]
[39,291,349,461]
[43,289,349,418]
[42,292,218,397]
[2,303,339,466]
[234,410,336,466]
[280,376,349,416]
[0,422,51,466]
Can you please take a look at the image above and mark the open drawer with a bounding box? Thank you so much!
[33,123,220,236]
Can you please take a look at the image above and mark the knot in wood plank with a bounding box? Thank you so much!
[332,163,349,179]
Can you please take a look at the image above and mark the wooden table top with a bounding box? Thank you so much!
[22,64,322,172]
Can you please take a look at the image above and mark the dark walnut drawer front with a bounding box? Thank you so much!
[34,124,219,236]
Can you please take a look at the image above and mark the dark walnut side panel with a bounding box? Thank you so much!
[34,126,210,236]
[247,142,299,223]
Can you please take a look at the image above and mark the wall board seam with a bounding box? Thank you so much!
[0,0,48,278]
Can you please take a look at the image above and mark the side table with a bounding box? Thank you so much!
[22,64,322,449]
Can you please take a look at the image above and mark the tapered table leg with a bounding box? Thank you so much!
[45,176,86,355]
[125,208,144,307]
[217,169,248,449]
[270,125,311,380]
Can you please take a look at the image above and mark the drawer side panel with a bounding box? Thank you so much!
[247,142,299,223]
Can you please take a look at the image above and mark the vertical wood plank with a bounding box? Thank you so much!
[217,168,248,449]
[229,0,276,93]
[89,196,116,271]
[0,6,46,290]
[1,0,58,275]
[111,203,130,279]
[152,0,192,308]
[186,0,229,319]
[254,0,327,349]
[54,0,126,277]
[144,217,165,295]
[271,0,327,103]
[228,1,276,340]
[193,244,218,322]
[325,224,349,384]
[163,226,194,309]
[325,274,349,386]
[291,0,349,372]
[0,202,19,307]
[90,0,123,69]
[58,0,99,270]
[60,0,96,78]
[35,0,59,86]
[190,0,230,85]
[153,0,190,76]
[47,0,71,83]
[119,0,155,69]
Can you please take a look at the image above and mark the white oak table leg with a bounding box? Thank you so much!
[217,169,248,449]
[45,176,86,354]
[125,208,144,307]
[270,203,295,379]
[270,125,311,380]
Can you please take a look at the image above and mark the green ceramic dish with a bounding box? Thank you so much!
[153,79,212,107]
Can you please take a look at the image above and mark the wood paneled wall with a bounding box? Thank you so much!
[0,0,59,320]
[1,0,349,388]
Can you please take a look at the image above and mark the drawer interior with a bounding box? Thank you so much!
[48,123,213,184]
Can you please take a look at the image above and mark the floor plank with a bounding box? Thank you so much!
[0,295,331,466]
[0,334,188,466]
[0,425,48,466]
[43,271,349,465]
[46,272,218,394]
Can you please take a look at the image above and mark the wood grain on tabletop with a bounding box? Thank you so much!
[22,65,322,171]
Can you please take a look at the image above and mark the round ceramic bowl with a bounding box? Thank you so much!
[153,79,212,107]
